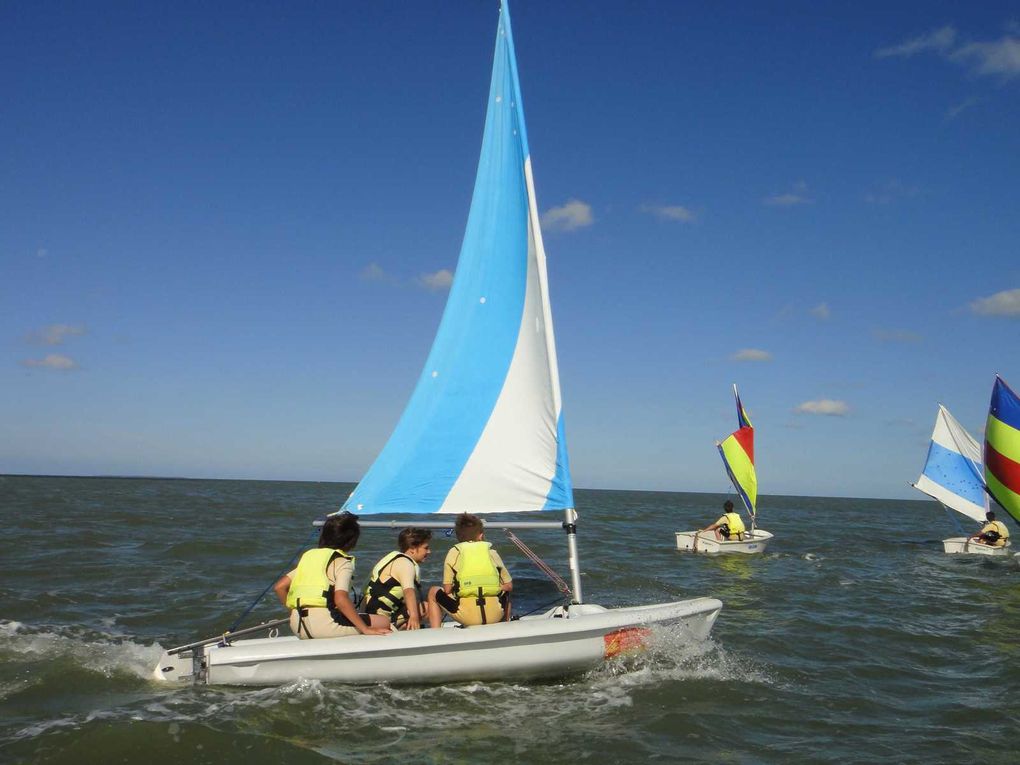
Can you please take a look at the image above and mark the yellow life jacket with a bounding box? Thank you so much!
[286,547,353,609]
[724,512,746,537]
[453,541,502,599]
[986,520,1010,546]
[362,551,421,616]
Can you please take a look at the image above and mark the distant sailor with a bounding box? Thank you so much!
[272,512,391,639]
[362,528,432,630]
[701,500,747,542]
[970,511,1010,548]
[427,513,513,627]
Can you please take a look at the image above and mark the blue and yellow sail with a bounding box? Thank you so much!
[985,375,1020,524]
[717,385,757,517]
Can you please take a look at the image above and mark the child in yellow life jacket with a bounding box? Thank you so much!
[426,513,512,627]
[701,499,747,541]
[970,511,1010,548]
[271,512,391,639]
[361,528,432,630]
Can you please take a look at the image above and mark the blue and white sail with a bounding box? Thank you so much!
[912,404,988,523]
[343,2,573,516]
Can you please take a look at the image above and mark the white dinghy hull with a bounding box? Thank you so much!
[154,598,722,686]
[674,530,773,555]
[941,537,1013,556]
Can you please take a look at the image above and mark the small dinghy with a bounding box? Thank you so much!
[154,1,721,687]
[911,400,1013,555]
[676,386,773,555]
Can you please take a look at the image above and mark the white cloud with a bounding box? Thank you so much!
[541,199,594,232]
[875,26,957,59]
[951,36,1020,78]
[28,323,86,346]
[731,348,772,362]
[810,302,831,321]
[876,26,1020,80]
[417,269,454,291]
[21,354,77,370]
[641,204,698,223]
[764,181,811,207]
[36,247,48,259]
[360,262,388,282]
[873,328,922,343]
[970,288,1020,317]
[865,179,921,205]
[946,97,979,119]
[794,399,849,416]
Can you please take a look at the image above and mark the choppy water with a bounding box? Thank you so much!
[1,475,1018,764]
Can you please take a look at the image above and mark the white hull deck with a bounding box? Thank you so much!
[153,597,722,687]
[942,537,1013,556]
[675,529,773,555]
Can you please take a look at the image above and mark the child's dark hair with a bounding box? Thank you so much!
[319,512,361,551]
[723,500,734,512]
[398,527,432,552]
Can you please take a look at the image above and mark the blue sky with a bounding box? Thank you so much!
[2,1,1018,499]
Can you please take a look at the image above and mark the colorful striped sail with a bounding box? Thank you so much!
[342,1,573,515]
[912,405,987,524]
[984,375,1020,524]
[717,385,757,517]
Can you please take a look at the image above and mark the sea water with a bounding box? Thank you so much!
[1,475,1017,763]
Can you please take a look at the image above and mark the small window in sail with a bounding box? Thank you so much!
[496,95,502,103]
[432,370,439,378]
[479,297,487,304]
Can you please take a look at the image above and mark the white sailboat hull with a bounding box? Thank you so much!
[941,537,1013,556]
[674,529,773,555]
[153,598,721,686]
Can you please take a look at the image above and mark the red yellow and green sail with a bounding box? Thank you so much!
[717,384,757,517]
[984,375,1020,524]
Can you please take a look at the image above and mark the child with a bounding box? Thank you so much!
[427,513,512,627]
[362,528,432,630]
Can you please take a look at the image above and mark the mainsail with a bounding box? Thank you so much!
[912,404,987,524]
[716,385,757,517]
[984,375,1020,524]
[343,1,573,516]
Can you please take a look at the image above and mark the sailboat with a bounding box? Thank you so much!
[153,1,721,686]
[675,386,774,554]
[984,375,1019,557]
[909,404,1007,555]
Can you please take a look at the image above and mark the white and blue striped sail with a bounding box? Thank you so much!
[912,405,988,523]
[342,2,573,516]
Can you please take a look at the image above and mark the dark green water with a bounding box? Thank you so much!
[1,475,1017,764]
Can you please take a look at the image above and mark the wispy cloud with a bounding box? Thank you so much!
[969,288,1020,317]
[541,199,594,232]
[875,26,957,59]
[641,204,698,223]
[876,25,1020,80]
[21,354,78,370]
[360,262,388,282]
[794,399,849,416]
[36,247,48,259]
[810,302,831,321]
[416,269,453,291]
[865,179,921,205]
[764,181,811,207]
[873,328,922,343]
[27,323,86,346]
[731,348,772,362]
[946,97,979,119]
[951,36,1020,78]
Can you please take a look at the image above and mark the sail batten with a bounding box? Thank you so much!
[343,1,572,515]
[913,404,987,524]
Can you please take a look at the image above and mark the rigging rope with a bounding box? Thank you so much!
[226,525,318,634]
[502,529,572,597]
